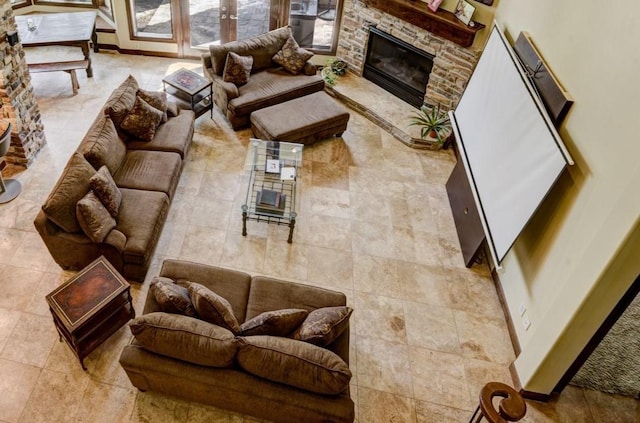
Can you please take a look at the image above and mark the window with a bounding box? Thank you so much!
[127,0,174,40]
[34,0,93,5]
[98,0,114,21]
[289,0,342,53]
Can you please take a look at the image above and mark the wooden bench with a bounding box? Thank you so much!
[27,60,90,95]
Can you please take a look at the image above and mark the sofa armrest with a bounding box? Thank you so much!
[202,53,214,77]
[303,61,317,76]
[104,228,126,252]
[211,74,239,100]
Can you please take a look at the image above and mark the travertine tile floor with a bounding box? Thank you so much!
[0,48,638,422]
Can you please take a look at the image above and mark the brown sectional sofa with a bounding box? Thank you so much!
[202,25,325,130]
[34,76,195,281]
[119,259,355,423]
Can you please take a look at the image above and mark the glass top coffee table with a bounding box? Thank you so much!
[242,139,303,243]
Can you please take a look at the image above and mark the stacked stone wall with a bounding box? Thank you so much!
[337,0,480,109]
[0,2,46,167]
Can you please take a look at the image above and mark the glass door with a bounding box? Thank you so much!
[179,0,272,57]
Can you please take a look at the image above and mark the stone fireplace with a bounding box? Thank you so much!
[0,2,46,168]
[363,27,434,109]
[336,0,481,110]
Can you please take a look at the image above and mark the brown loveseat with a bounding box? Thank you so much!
[119,259,355,423]
[202,26,325,130]
[34,76,195,281]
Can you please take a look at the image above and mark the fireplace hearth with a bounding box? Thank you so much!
[363,27,434,109]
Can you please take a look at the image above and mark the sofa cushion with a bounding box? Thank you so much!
[150,276,197,317]
[209,26,291,76]
[236,336,352,395]
[104,75,139,127]
[90,165,122,218]
[138,89,168,122]
[292,306,353,347]
[117,188,170,266]
[229,70,324,117]
[187,282,241,334]
[272,35,313,75]
[79,115,127,175]
[112,150,181,199]
[240,308,308,337]
[42,152,96,233]
[130,312,237,367]
[126,109,195,159]
[76,190,116,242]
[223,52,253,85]
[120,95,164,142]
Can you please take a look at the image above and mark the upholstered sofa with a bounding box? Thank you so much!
[202,25,325,130]
[119,259,355,423]
[34,75,195,281]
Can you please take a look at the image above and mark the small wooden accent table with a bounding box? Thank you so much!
[162,68,213,119]
[46,256,135,370]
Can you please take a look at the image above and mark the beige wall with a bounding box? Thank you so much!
[494,0,640,393]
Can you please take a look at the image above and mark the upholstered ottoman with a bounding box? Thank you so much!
[250,91,350,145]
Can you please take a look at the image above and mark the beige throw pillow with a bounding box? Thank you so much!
[222,52,253,85]
[90,165,122,218]
[240,308,308,337]
[272,35,313,75]
[130,312,238,368]
[76,190,116,242]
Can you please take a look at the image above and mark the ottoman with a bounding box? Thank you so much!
[250,91,350,145]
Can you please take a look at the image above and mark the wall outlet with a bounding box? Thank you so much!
[518,303,527,317]
[523,317,531,331]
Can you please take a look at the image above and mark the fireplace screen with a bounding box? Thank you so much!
[363,27,434,108]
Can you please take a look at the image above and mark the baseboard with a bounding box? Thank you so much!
[491,267,522,356]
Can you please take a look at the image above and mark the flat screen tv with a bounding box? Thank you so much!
[450,23,573,265]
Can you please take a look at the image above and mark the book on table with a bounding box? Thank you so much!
[256,190,286,215]
[257,189,280,207]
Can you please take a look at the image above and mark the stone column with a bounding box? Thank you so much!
[0,2,46,168]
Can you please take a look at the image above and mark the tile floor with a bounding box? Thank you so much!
[0,49,638,423]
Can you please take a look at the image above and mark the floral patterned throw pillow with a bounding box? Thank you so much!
[272,35,313,75]
[223,52,253,85]
[120,95,164,142]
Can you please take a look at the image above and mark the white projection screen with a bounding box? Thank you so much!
[451,23,573,265]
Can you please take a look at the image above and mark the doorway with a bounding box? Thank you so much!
[178,0,273,57]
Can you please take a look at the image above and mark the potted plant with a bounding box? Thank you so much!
[408,104,451,147]
[321,58,348,86]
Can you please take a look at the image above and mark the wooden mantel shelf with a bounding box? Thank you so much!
[361,0,485,47]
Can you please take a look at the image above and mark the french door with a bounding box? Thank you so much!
[178,0,279,57]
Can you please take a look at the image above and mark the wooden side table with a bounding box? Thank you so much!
[162,68,213,119]
[46,256,135,370]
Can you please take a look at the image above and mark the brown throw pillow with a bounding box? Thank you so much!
[222,52,253,86]
[272,35,313,75]
[89,165,122,218]
[137,89,169,123]
[76,190,116,243]
[150,277,197,317]
[104,74,139,127]
[240,308,309,337]
[42,152,96,233]
[130,312,237,368]
[292,306,353,347]
[119,95,164,142]
[236,336,352,395]
[187,282,241,334]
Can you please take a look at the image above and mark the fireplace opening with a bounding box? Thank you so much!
[363,27,434,109]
